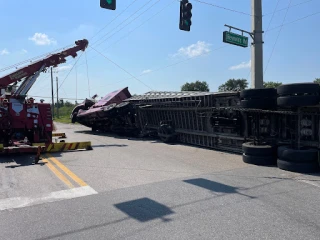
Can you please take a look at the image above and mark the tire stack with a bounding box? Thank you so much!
[277,83,320,107]
[240,88,277,109]
[277,146,320,173]
[242,142,277,166]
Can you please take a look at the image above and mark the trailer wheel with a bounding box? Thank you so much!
[242,142,276,156]
[277,146,318,163]
[277,159,319,173]
[277,95,320,107]
[240,98,277,109]
[240,88,277,99]
[157,124,176,143]
[242,154,276,166]
[277,83,320,96]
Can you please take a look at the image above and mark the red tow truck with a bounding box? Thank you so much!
[0,39,90,162]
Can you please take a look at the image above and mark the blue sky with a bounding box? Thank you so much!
[0,0,319,102]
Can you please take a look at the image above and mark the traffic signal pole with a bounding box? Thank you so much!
[251,0,264,89]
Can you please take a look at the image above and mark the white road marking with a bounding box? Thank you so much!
[298,179,320,188]
[0,186,97,211]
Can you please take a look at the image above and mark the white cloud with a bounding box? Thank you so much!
[142,69,152,74]
[28,33,57,45]
[21,49,28,54]
[54,64,72,72]
[0,48,10,55]
[171,41,211,58]
[229,60,251,70]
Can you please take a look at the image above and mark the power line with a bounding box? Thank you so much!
[264,0,293,75]
[88,45,227,91]
[193,0,253,16]
[265,0,281,36]
[93,0,160,48]
[76,0,175,68]
[92,0,155,46]
[89,45,154,91]
[264,0,314,16]
[85,51,91,97]
[54,51,84,97]
[101,0,176,52]
[266,10,320,32]
[89,0,139,43]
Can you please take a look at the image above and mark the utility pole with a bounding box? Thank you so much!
[56,76,59,118]
[251,0,264,89]
[51,67,54,119]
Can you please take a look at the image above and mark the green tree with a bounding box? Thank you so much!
[59,99,64,107]
[181,80,209,92]
[218,78,248,92]
[64,100,74,107]
[263,81,282,88]
[313,78,320,84]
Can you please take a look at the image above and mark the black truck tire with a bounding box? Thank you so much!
[277,159,320,173]
[242,142,276,156]
[242,154,277,166]
[277,83,320,96]
[240,88,277,99]
[277,95,320,107]
[277,146,318,163]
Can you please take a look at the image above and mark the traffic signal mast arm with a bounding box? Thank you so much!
[0,39,89,96]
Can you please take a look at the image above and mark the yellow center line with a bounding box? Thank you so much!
[46,154,88,187]
[42,158,74,188]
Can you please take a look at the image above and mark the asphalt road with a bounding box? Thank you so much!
[1,122,320,240]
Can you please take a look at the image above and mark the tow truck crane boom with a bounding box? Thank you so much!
[0,39,88,95]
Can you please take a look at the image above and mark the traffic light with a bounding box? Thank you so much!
[179,0,192,31]
[100,0,116,10]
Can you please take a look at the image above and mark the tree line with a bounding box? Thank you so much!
[181,78,320,92]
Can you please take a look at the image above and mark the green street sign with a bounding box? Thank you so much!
[223,31,248,48]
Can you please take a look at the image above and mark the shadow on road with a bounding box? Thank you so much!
[114,197,174,223]
[73,130,162,143]
[183,178,255,199]
[91,144,128,148]
[2,154,47,168]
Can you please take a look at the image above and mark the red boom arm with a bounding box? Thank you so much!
[0,39,89,89]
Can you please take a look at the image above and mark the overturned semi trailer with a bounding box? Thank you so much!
[125,84,320,173]
[71,84,320,173]
[124,90,245,153]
